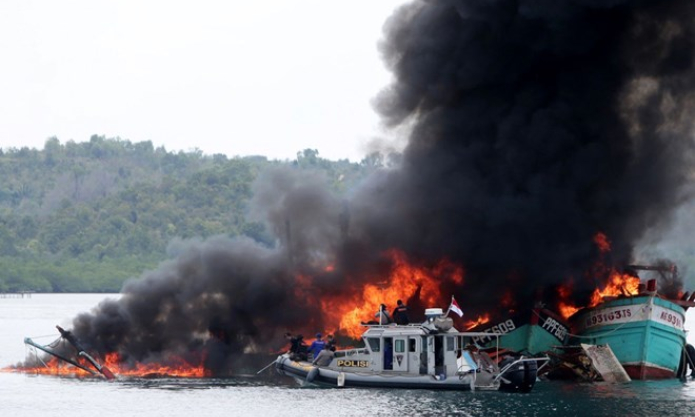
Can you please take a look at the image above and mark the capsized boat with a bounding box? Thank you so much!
[275,308,548,392]
[23,325,115,379]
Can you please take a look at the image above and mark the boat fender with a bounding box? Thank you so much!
[306,367,319,383]
[337,372,345,387]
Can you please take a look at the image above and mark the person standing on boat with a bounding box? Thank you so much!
[285,332,296,353]
[286,333,307,361]
[375,304,391,324]
[308,333,326,360]
[325,334,336,350]
[392,299,409,325]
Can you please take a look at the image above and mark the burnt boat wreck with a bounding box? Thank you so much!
[23,325,115,380]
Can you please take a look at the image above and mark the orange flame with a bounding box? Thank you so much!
[104,353,210,378]
[320,249,464,338]
[588,271,640,307]
[557,302,580,319]
[557,270,641,319]
[556,232,642,320]
[557,283,580,319]
[464,314,490,330]
[4,356,94,377]
[8,351,210,379]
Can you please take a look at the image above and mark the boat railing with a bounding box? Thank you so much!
[492,356,551,383]
[334,348,369,358]
[360,323,427,329]
[360,323,434,335]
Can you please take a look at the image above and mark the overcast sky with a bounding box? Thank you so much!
[0,0,408,161]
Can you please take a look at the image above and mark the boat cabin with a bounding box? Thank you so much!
[327,309,498,377]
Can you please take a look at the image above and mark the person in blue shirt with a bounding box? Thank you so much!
[308,333,326,360]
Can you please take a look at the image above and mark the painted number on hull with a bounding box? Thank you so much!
[658,311,683,329]
[471,319,516,344]
[541,317,568,341]
[585,309,632,327]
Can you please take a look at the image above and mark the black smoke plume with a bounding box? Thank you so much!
[365,0,695,304]
[63,0,695,373]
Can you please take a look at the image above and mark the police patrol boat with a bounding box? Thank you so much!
[275,308,548,392]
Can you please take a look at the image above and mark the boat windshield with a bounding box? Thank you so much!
[367,338,381,352]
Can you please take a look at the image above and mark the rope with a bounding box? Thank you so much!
[28,334,61,340]
[25,345,48,368]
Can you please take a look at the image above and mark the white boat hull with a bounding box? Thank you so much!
[275,354,495,391]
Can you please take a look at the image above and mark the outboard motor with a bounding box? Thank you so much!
[498,355,539,393]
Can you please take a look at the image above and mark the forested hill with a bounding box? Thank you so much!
[0,136,382,292]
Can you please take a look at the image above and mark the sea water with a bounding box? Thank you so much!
[1,294,694,417]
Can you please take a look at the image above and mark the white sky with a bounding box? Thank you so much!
[0,0,408,161]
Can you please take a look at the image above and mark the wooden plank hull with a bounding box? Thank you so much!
[470,309,569,355]
[570,296,686,380]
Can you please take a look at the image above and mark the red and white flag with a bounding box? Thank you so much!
[448,296,464,317]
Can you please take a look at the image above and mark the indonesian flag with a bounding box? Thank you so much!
[448,296,464,317]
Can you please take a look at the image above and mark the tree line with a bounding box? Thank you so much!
[0,136,385,292]
[4,136,691,293]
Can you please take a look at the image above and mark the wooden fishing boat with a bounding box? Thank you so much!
[569,266,694,380]
[570,293,687,379]
[469,308,570,355]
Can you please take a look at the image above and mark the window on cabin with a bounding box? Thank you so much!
[368,338,381,352]
[395,339,405,353]
[409,338,416,352]
[446,336,455,351]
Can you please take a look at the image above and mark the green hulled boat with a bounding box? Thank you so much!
[470,308,570,355]
[569,292,687,379]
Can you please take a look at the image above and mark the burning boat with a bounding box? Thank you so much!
[469,307,570,357]
[23,325,115,379]
[19,325,211,379]
[568,265,695,380]
[275,308,548,392]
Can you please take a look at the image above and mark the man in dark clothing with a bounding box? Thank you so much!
[286,332,299,353]
[393,299,409,325]
[325,334,336,350]
[286,333,307,361]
